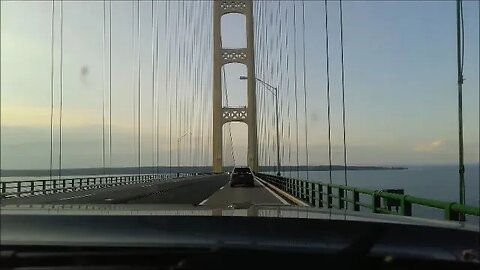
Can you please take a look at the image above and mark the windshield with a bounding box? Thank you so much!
[0,0,479,261]
[233,168,251,173]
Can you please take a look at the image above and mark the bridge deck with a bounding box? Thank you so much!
[1,174,228,205]
[1,174,286,206]
[202,177,287,207]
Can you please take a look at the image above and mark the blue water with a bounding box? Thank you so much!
[277,165,479,205]
[271,164,479,222]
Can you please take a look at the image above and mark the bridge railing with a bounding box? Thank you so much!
[256,173,480,221]
[0,173,200,199]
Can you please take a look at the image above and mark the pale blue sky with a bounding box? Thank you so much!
[0,0,478,169]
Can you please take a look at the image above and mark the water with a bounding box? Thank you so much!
[274,164,479,222]
[277,165,479,206]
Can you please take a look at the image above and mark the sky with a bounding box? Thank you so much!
[0,0,479,170]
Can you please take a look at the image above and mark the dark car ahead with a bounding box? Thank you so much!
[230,167,254,187]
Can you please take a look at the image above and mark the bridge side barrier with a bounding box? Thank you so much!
[0,173,203,199]
[256,173,480,221]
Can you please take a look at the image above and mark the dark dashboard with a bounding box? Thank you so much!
[1,205,479,269]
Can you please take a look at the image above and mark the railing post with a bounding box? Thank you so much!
[292,178,295,194]
[53,179,57,191]
[317,183,323,207]
[63,179,66,189]
[372,191,381,213]
[445,203,460,221]
[290,178,294,194]
[299,181,303,200]
[327,186,332,208]
[309,183,315,205]
[1,182,6,194]
[43,181,46,194]
[304,182,308,201]
[295,179,299,198]
[401,196,412,216]
[353,190,360,211]
[30,181,34,195]
[17,182,21,195]
[338,188,345,209]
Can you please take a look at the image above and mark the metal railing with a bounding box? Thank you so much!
[256,173,480,221]
[0,173,199,199]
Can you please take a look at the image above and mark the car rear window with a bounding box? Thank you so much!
[234,168,251,174]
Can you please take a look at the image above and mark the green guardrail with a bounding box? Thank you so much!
[256,173,480,221]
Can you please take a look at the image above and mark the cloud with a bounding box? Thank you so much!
[414,139,448,152]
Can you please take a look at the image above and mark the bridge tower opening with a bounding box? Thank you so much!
[212,1,258,172]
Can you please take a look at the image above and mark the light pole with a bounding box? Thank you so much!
[240,76,281,176]
[177,132,191,177]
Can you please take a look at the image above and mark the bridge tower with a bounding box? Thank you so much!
[212,1,258,172]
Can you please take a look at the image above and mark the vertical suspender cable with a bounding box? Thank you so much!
[155,1,160,175]
[109,0,112,170]
[151,0,155,173]
[102,1,106,175]
[137,0,141,175]
[339,0,348,188]
[292,3,300,178]
[165,1,172,175]
[102,1,106,174]
[285,4,292,176]
[324,0,333,186]
[49,1,55,180]
[58,0,64,179]
[131,0,136,169]
[301,1,309,180]
[456,0,465,206]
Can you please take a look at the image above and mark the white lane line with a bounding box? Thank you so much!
[59,193,93,201]
[254,176,289,205]
[199,198,209,205]
[198,182,228,206]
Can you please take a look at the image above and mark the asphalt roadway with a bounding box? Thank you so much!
[202,177,287,207]
[1,174,286,207]
[1,174,228,205]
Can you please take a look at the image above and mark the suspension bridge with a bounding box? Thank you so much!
[0,0,479,222]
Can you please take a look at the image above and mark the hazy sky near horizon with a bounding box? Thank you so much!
[1,0,479,170]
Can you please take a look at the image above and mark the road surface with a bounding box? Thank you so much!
[1,174,228,205]
[201,177,287,207]
[1,174,287,207]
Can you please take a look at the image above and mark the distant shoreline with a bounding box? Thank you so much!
[0,165,407,177]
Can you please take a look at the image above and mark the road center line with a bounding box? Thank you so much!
[59,193,93,201]
[199,198,209,205]
[198,180,229,206]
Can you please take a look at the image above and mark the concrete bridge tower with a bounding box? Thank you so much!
[212,1,258,172]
